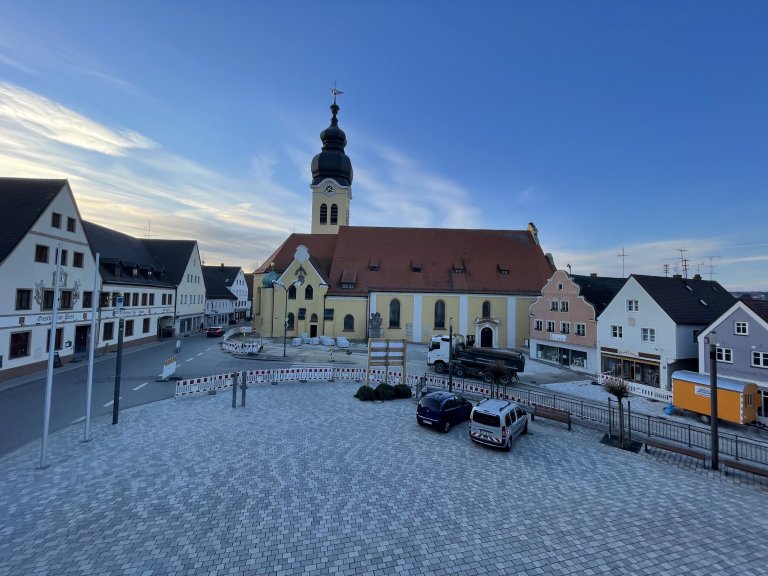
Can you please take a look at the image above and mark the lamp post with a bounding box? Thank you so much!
[448,318,453,392]
[112,293,125,425]
[706,334,719,471]
[272,275,304,357]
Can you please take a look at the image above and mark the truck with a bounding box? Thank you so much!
[427,334,525,385]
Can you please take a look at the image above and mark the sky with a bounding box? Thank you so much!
[1,1,767,291]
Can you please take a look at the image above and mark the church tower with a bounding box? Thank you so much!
[310,95,353,234]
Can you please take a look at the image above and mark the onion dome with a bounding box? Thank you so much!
[311,103,353,186]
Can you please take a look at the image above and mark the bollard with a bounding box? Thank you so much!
[240,372,247,407]
[232,372,239,408]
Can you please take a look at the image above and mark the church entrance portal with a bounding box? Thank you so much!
[480,327,493,348]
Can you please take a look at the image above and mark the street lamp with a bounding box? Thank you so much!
[272,275,304,357]
[112,293,125,425]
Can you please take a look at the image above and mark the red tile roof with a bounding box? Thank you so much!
[258,226,555,296]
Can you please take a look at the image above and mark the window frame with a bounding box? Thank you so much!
[611,325,623,338]
[534,319,543,332]
[389,299,401,328]
[641,327,656,343]
[343,314,354,332]
[15,289,32,310]
[10,331,31,359]
[35,244,49,263]
[627,299,639,312]
[734,321,748,335]
[434,300,445,329]
[751,351,768,368]
[716,347,733,363]
[575,323,586,337]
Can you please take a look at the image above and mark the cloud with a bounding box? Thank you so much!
[0,82,308,271]
[0,82,154,156]
[352,142,482,229]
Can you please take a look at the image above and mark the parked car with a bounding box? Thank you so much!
[206,326,224,337]
[469,399,528,451]
[416,391,473,432]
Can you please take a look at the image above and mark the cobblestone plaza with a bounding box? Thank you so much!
[0,381,764,576]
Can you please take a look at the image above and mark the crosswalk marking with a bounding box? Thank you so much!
[133,382,148,391]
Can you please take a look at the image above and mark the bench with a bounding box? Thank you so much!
[530,405,571,430]
[643,438,708,462]
[722,459,768,480]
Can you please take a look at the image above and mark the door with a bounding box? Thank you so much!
[310,324,318,338]
[74,325,89,354]
[480,327,493,347]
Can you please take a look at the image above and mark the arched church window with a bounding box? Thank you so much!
[482,300,491,318]
[310,313,318,322]
[344,314,354,331]
[287,312,295,330]
[288,285,296,300]
[330,204,338,225]
[434,300,445,328]
[305,285,314,300]
[320,204,328,224]
[389,299,401,328]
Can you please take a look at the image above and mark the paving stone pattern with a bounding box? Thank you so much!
[0,381,765,576]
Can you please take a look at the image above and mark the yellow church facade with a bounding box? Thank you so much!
[252,101,555,348]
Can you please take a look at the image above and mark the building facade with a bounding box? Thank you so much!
[529,270,625,374]
[252,101,556,347]
[698,298,768,425]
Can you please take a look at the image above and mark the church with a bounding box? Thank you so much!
[252,99,556,348]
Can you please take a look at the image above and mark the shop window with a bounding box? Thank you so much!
[125,320,134,337]
[46,328,63,351]
[103,322,114,340]
[143,318,150,333]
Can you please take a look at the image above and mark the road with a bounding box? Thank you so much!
[0,333,585,458]
[0,330,285,458]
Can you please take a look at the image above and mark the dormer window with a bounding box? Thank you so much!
[453,261,464,274]
[411,261,422,272]
[498,264,509,276]
[341,269,357,289]
[369,259,379,272]
[133,266,139,277]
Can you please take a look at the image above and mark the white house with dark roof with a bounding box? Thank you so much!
[0,178,98,380]
[202,265,246,327]
[82,221,177,348]
[597,274,736,390]
[144,240,206,335]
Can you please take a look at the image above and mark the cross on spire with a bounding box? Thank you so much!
[330,81,343,104]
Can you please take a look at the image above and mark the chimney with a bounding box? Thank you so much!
[673,274,682,279]
[590,273,598,277]
[693,274,702,280]
[528,222,539,245]
[220,263,224,268]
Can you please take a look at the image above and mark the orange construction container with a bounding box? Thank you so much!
[671,370,758,425]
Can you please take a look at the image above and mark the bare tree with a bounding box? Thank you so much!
[603,377,630,448]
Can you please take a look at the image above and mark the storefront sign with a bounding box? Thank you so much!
[550,334,567,342]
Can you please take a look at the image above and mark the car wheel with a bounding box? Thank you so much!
[482,371,493,383]
[500,374,510,385]
[504,438,512,451]
[417,416,425,426]
[435,363,446,375]
[442,420,451,433]
[454,366,465,378]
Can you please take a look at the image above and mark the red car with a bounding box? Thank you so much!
[206,326,224,337]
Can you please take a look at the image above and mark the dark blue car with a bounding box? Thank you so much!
[417,391,473,433]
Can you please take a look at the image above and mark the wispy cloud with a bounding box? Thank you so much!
[352,142,482,229]
[0,82,154,155]
[0,82,305,270]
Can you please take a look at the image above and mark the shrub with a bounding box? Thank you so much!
[374,382,395,401]
[394,384,412,399]
[354,385,375,401]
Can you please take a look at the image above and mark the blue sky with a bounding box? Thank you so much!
[1,1,766,290]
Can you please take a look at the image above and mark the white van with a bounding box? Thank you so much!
[469,399,528,451]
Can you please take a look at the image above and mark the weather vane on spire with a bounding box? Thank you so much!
[330,81,343,104]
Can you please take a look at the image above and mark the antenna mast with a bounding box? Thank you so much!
[617,247,629,277]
